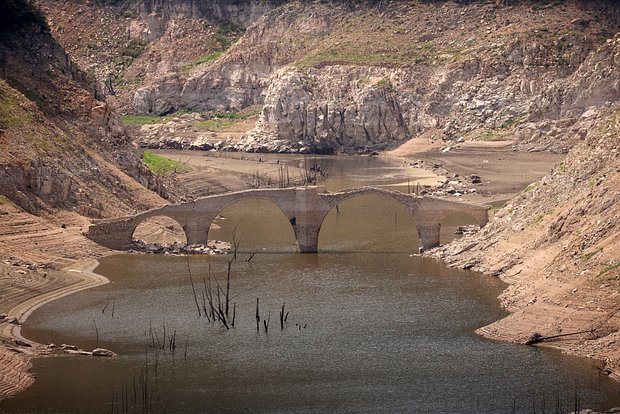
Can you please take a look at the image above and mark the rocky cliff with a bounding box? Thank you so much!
[241,1,620,153]
[0,0,165,217]
[129,0,285,34]
[36,0,285,114]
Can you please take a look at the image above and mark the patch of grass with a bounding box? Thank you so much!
[479,130,504,141]
[192,118,237,130]
[0,87,31,128]
[597,262,620,279]
[181,52,223,73]
[0,80,69,153]
[522,183,538,193]
[121,109,193,126]
[292,9,460,68]
[142,151,190,175]
[210,109,260,120]
[531,208,555,225]
[121,114,168,125]
[376,78,394,91]
[583,247,602,261]
[499,113,528,129]
[192,108,261,130]
[121,38,148,59]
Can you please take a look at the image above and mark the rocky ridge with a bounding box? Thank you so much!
[242,2,620,153]
[37,0,285,113]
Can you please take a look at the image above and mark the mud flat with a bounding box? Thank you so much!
[387,139,564,205]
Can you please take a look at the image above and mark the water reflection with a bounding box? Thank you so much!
[5,252,619,414]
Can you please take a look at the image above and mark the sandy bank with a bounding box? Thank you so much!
[0,258,109,400]
[389,137,620,386]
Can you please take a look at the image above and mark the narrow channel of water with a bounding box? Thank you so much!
[1,155,619,413]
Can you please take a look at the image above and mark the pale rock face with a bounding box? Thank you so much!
[133,73,183,114]
[244,66,420,153]
[131,2,332,115]
[128,2,619,154]
[129,0,284,34]
[242,34,620,154]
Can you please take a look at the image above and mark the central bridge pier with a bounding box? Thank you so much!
[87,186,489,253]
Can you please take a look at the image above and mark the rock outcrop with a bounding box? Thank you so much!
[132,2,334,114]
[243,66,421,153]
[129,0,285,36]
[39,1,620,154]
[240,2,620,153]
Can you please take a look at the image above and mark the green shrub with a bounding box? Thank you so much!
[376,78,394,91]
[142,151,190,175]
[121,39,148,59]
[181,52,223,72]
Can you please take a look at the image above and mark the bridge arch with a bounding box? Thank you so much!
[322,187,414,213]
[131,214,188,246]
[86,186,489,253]
[318,193,419,252]
[208,197,298,251]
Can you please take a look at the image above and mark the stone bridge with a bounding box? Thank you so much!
[87,186,489,253]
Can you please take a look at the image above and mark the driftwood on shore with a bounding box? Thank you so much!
[525,330,594,345]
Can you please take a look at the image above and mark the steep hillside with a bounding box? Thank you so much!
[429,97,620,378]
[38,1,619,154]
[0,0,166,217]
[36,0,284,113]
[241,1,619,153]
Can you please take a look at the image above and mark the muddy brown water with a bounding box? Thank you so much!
[1,155,619,413]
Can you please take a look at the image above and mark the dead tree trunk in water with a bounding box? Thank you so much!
[255,298,260,332]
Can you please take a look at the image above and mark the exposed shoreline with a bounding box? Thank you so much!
[1,141,616,407]
[0,258,109,400]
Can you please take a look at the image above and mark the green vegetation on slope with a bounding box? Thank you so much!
[192,108,261,130]
[121,114,170,125]
[121,110,192,125]
[293,9,462,68]
[0,82,33,128]
[142,151,190,175]
[181,52,224,73]
[0,80,65,154]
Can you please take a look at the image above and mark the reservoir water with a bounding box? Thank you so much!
[1,155,619,413]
